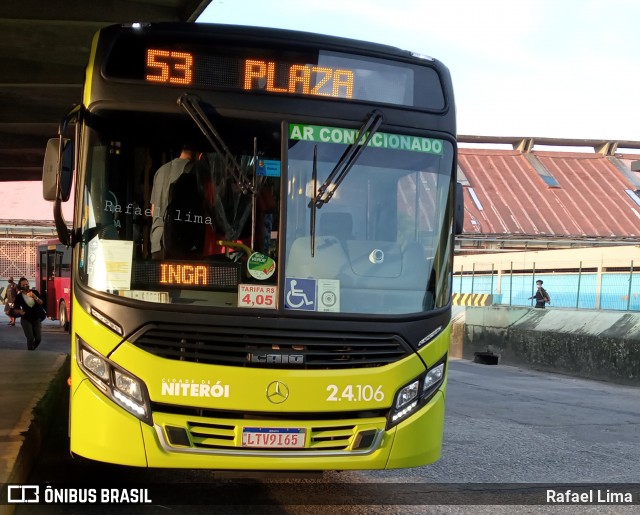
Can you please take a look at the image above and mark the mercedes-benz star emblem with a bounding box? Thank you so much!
[266,380,289,404]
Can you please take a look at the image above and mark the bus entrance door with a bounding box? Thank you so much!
[39,247,56,314]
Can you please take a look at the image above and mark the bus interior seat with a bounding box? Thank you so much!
[287,235,348,280]
[319,212,354,240]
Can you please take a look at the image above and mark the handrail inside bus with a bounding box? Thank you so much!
[310,144,318,257]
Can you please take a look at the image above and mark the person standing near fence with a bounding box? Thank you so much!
[3,276,18,326]
[529,280,551,308]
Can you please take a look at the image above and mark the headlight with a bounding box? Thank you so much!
[387,358,447,429]
[114,370,144,403]
[80,348,109,384]
[396,380,420,409]
[77,338,151,425]
[424,363,445,393]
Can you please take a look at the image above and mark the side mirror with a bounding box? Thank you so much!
[60,140,74,202]
[42,138,61,201]
[43,138,73,201]
[44,106,80,247]
[454,182,464,235]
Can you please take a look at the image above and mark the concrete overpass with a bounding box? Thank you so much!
[0,0,212,182]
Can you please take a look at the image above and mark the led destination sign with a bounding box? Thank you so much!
[103,34,445,109]
[146,49,193,85]
[146,50,354,99]
[243,59,354,98]
[131,260,240,291]
[159,263,207,285]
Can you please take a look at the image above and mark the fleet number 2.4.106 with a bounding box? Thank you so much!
[326,384,385,402]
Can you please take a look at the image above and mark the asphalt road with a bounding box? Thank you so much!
[0,319,69,353]
[399,359,640,483]
[11,353,640,514]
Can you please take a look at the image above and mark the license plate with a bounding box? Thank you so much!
[242,427,306,449]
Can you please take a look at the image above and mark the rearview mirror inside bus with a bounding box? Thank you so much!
[43,137,73,202]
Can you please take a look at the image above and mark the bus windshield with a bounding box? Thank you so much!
[286,125,454,314]
[78,108,281,309]
[78,108,453,315]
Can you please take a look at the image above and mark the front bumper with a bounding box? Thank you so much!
[70,377,445,470]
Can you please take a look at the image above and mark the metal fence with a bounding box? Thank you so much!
[0,238,40,282]
[454,260,640,311]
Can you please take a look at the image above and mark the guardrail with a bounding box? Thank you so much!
[451,293,492,306]
[450,306,640,385]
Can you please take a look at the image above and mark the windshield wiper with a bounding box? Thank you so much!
[309,110,383,209]
[178,93,255,194]
[308,110,383,257]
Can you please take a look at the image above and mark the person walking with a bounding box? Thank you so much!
[528,279,551,309]
[12,277,45,350]
[3,276,18,326]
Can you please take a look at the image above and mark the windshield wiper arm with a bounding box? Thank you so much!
[310,145,318,256]
[309,110,383,209]
[178,93,255,194]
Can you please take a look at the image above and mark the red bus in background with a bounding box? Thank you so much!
[36,240,71,330]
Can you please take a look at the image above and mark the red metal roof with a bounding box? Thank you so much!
[459,147,640,239]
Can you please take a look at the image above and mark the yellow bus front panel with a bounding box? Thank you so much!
[70,360,445,470]
[69,298,449,470]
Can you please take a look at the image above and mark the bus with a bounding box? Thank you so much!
[42,22,461,470]
[36,240,72,330]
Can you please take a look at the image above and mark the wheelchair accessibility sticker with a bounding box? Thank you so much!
[285,278,340,312]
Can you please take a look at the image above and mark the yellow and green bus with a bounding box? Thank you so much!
[43,22,460,470]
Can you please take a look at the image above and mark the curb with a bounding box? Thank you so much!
[0,354,69,515]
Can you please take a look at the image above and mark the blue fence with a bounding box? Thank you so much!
[454,269,640,311]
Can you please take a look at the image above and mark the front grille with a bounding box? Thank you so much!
[131,325,412,369]
[151,402,387,421]
[154,413,386,457]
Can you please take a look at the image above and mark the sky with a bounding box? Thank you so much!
[198,0,640,142]
[6,0,640,222]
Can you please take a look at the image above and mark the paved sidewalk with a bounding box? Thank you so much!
[0,320,69,512]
